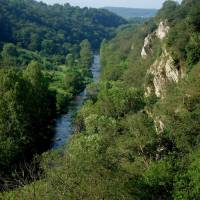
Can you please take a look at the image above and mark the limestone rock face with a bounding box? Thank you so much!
[142,20,179,134]
[142,20,183,97]
[146,50,180,97]
[165,55,179,83]
[141,20,170,59]
[156,20,170,40]
[141,33,155,59]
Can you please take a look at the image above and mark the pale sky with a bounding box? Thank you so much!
[37,0,182,9]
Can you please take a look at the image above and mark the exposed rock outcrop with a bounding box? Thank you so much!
[155,20,170,40]
[141,33,155,59]
[141,20,170,59]
[141,20,184,98]
[142,20,183,134]
[145,50,180,97]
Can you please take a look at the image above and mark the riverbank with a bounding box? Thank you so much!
[0,55,100,191]
[51,55,101,149]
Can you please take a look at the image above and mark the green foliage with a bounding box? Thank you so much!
[0,43,54,69]
[157,0,179,21]
[153,63,200,152]
[166,0,200,69]
[186,33,200,66]
[0,0,126,55]
[173,149,200,200]
[49,65,86,113]
[1,43,18,66]
[187,1,200,31]
[167,21,189,62]
[0,0,126,193]
[79,40,93,68]
[49,39,93,112]
[0,63,56,175]
[0,70,28,168]
[65,53,75,67]
[95,82,145,118]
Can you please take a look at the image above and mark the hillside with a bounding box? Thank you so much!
[1,0,200,199]
[104,7,157,19]
[0,0,126,53]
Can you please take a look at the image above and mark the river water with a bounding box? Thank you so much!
[51,55,101,149]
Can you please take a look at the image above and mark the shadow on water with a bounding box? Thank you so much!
[51,55,101,150]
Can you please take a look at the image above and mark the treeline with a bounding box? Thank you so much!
[3,0,200,199]
[0,0,125,64]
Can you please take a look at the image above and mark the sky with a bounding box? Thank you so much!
[37,0,182,9]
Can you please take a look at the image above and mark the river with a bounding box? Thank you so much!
[51,55,101,149]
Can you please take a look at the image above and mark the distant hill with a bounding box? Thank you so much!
[104,7,157,19]
[0,0,126,52]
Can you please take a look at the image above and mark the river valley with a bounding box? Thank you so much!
[51,55,101,149]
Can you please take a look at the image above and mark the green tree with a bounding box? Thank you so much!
[186,33,200,66]
[0,70,29,168]
[65,53,75,67]
[1,43,18,66]
[79,39,93,68]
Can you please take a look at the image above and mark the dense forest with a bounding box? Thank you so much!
[1,0,200,199]
[0,0,126,189]
[0,0,125,64]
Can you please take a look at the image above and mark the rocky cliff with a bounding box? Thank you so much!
[141,21,184,98]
